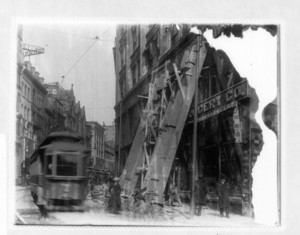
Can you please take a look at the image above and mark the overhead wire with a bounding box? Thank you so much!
[60,39,98,85]
[60,28,111,85]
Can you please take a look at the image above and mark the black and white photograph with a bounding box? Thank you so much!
[1,0,300,234]
[13,22,279,227]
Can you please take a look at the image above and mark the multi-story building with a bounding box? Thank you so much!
[16,26,88,185]
[16,26,25,185]
[114,24,264,214]
[104,124,115,173]
[23,61,48,146]
[44,93,65,136]
[86,121,105,182]
[16,26,47,184]
[18,61,48,178]
[44,82,87,142]
[16,48,47,184]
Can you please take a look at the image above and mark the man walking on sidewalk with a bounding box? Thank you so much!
[217,175,230,218]
[195,176,207,216]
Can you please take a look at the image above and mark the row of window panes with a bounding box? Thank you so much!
[20,104,31,121]
[20,80,46,108]
[21,82,31,100]
[46,88,57,95]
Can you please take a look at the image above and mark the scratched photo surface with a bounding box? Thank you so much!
[15,23,279,226]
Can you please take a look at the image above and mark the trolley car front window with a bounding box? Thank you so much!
[57,154,78,176]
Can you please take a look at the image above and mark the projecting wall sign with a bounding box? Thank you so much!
[188,80,249,123]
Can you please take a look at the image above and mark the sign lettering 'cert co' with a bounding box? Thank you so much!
[188,80,249,123]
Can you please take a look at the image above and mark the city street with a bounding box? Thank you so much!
[13,23,280,227]
[16,186,259,227]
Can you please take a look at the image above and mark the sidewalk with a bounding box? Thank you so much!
[15,187,260,226]
[15,186,38,212]
[15,185,30,191]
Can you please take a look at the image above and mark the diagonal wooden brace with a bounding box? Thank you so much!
[173,63,186,101]
[143,142,150,167]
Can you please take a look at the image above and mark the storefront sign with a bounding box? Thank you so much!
[197,101,237,122]
[187,80,249,123]
[196,80,248,116]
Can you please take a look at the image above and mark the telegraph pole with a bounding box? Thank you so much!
[191,32,201,218]
[117,100,122,176]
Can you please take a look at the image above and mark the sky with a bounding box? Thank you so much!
[22,23,117,126]
[204,28,278,225]
[22,24,278,225]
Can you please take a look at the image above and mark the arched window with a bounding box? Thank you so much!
[24,106,27,121]
[28,87,30,100]
[24,84,27,98]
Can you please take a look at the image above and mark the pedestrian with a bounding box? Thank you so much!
[89,180,95,200]
[107,177,122,214]
[168,183,182,207]
[195,176,207,216]
[217,175,230,218]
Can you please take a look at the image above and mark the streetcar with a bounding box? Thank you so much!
[29,131,90,211]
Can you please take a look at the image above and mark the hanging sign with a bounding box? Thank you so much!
[197,101,237,122]
[188,80,249,123]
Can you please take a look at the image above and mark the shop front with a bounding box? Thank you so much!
[172,46,263,215]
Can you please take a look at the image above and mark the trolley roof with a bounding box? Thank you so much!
[41,142,89,152]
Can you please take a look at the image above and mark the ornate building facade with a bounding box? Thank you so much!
[16,26,48,184]
[104,124,115,173]
[16,26,88,184]
[86,121,105,182]
[44,82,87,143]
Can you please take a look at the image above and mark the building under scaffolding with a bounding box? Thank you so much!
[113,24,269,215]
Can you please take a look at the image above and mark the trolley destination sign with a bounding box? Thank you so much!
[188,80,249,123]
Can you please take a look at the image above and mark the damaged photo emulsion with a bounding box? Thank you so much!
[14,22,279,226]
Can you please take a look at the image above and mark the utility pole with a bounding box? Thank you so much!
[191,33,201,218]
[117,100,122,176]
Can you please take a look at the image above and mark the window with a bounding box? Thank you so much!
[28,87,30,99]
[120,47,125,67]
[24,85,27,98]
[52,89,57,95]
[33,89,36,103]
[131,64,136,86]
[56,154,78,176]
[131,26,140,49]
[23,106,26,119]
[46,155,53,175]
[120,79,126,98]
